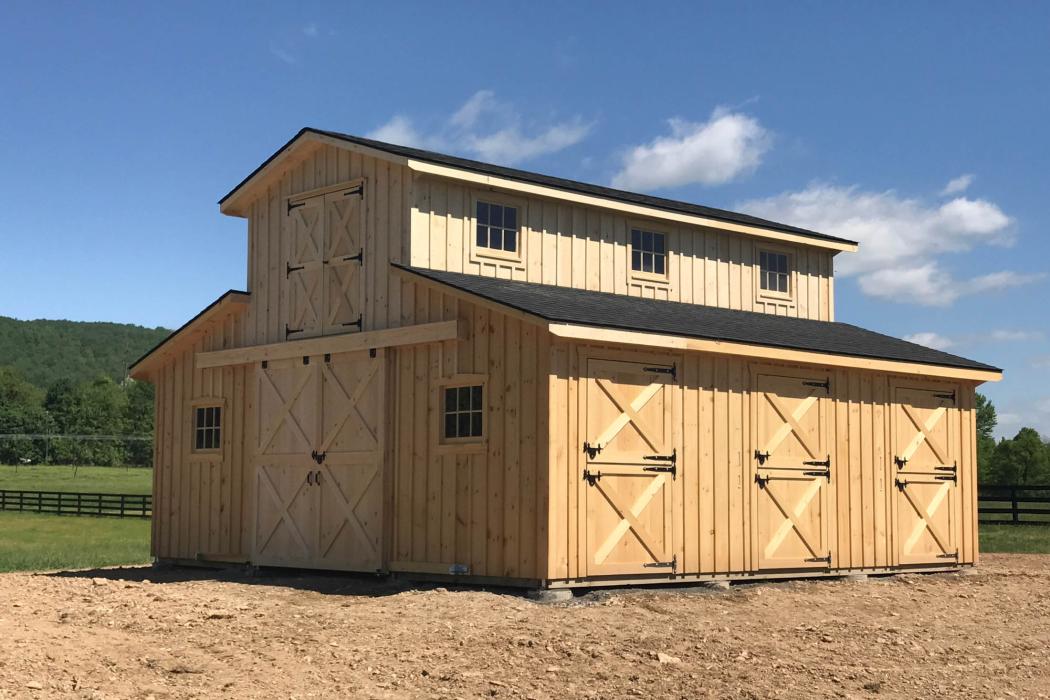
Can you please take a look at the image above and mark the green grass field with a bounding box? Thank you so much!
[0,465,153,494]
[0,511,151,573]
[979,524,1050,554]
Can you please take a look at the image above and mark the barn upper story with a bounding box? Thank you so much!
[218,128,858,347]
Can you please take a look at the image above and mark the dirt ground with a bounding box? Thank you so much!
[1,555,1049,699]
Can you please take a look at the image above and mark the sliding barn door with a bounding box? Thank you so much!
[314,350,384,572]
[892,385,958,565]
[582,358,677,577]
[752,372,831,571]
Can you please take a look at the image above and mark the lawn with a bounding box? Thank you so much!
[979,524,1050,554]
[0,511,151,573]
[0,464,153,494]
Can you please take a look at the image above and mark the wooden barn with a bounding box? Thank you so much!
[130,128,1002,588]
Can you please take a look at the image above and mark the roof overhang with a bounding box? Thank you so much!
[393,265,1001,384]
[129,290,250,380]
[218,129,858,253]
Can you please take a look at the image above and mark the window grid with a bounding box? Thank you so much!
[194,406,222,451]
[475,201,519,253]
[759,251,791,294]
[443,385,484,440]
[630,228,666,275]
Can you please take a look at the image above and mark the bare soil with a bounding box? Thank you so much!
[1,554,1049,699]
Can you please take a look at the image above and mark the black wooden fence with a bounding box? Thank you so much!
[0,490,151,518]
[978,485,1050,525]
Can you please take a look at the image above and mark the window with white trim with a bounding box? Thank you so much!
[759,250,791,294]
[475,201,518,253]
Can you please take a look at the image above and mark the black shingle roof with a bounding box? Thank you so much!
[220,128,857,248]
[395,265,1000,374]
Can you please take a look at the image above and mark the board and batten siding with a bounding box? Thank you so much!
[545,342,978,582]
[388,283,550,581]
[151,308,252,562]
[410,175,836,321]
[243,143,413,346]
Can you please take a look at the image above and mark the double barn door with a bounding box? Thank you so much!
[252,349,384,571]
[285,182,365,339]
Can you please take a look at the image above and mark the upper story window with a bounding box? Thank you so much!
[631,228,666,275]
[759,250,791,295]
[194,406,222,451]
[476,201,518,253]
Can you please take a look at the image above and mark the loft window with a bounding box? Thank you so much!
[476,201,518,253]
[759,251,791,294]
[443,385,483,440]
[631,228,666,275]
[194,406,222,451]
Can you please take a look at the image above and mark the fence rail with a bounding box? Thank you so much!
[978,485,1050,526]
[0,490,151,518]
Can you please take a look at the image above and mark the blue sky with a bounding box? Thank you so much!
[0,2,1047,437]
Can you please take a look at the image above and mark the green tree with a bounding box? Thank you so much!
[975,393,998,483]
[989,427,1050,485]
[122,379,155,467]
[0,367,54,464]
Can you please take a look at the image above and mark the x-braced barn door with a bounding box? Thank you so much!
[252,350,384,571]
[582,358,677,577]
[285,183,365,340]
[753,372,831,571]
[892,385,958,565]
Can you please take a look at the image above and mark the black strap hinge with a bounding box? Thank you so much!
[288,200,306,214]
[803,456,831,469]
[643,364,677,382]
[803,378,830,391]
[933,389,956,403]
[286,262,305,278]
[343,184,364,198]
[805,553,832,564]
[643,555,677,572]
[342,315,363,331]
[342,249,363,264]
[285,324,303,338]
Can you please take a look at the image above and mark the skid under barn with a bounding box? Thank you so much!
[131,129,1001,588]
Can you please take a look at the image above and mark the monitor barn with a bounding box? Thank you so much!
[130,129,1002,588]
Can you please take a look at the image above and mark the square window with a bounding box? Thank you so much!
[443,385,484,440]
[759,251,791,295]
[475,200,519,254]
[630,228,667,276]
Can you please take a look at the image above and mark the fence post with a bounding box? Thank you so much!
[1012,486,1019,524]
[120,494,126,518]
[77,492,82,516]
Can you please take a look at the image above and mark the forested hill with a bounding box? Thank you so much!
[0,316,170,390]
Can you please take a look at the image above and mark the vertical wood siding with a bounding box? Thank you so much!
[151,309,252,561]
[546,342,978,581]
[389,285,550,580]
[410,176,835,320]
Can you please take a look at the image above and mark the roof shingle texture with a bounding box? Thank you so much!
[396,265,999,373]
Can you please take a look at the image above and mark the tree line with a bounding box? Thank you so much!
[976,394,1050,485]
[0,366,154,467]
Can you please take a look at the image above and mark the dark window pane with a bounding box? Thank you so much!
[503,206,516,231]
[779,254,788,273]
[458,387,471,411]
[195,431,204,450]
[642,253,653,273]
[642,230,653,252]
[194,409,202,429]
[760,251,768,271]
[458,413,471,437]
[208,430,216,450]
[490,228,502,250]
[780,274,789,293]
[476,225,487,248]
[489,204,503,228]
[504,228,516,252]
[445,388,457,411]
[476,201,489,225]
[631,228,641,249]
[445,413,457,439]
[471,412,483,437]
[471,385,483,410]
[654,255,665,275]
[631,249,641,271]
[653,233,665,254]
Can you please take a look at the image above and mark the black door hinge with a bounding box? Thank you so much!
[288,200,306,214]
[344,184,364,198]
[286,262,305,278]
[342,315,363,331]
[755,472,769,488]
[803,378,830,391]
[643,555,677,573]
[754,450,771,465]
[643,449,677,478]
[643,364,677,382]
[805,553,832,565]
[285,324,303,338]
[341,249,364,264]
[583,468,601,486]
[583,442,602,459]
[894,455,908,469]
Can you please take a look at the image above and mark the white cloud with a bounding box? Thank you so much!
[941,174,975,196]
[612,108,771,190]
[269,44,297,65]
[1033,356,1050,369]
[988,329,1042,342]
[738,183,1039,306]
[302,23,319,37]
[904,332,955,350]
[367,91,592,165]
